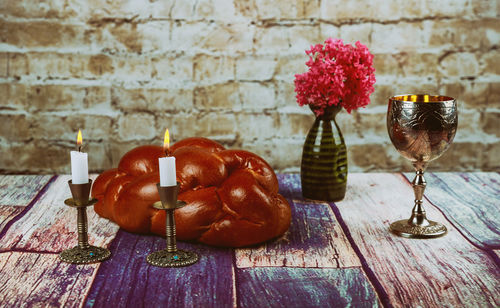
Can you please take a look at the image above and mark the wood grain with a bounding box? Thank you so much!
[0,175,119,252]
[0,206,24,235]
[235,198,360,268]
[0,251,98,307]
[334,173,500,307]
[0,175,52,206]
[404,172,500,248]
[237,267,379,308]
[84,230,234,308]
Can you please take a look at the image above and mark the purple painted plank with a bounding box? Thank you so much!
[404,172,500,248]
[84,230,234,308]
[277,173,302,199]
[237,267,379,308]
[0,175,52,206]
[0,206,24,234]
[0,252,98,307]
[0,175,119,253]
[235,198,360,268]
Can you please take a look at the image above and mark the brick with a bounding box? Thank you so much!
[423,0,470,18]
[371,84,395,106]
[0,0,86,19]
[482,142,500,171]
[236,113,277,141]
[481,112,500,137]
[8,53,29,78]
[287,25,321,53]
[117,113,157,141]
[28,85,86,111]
[348,143,406,171]
[88,54,114,76]
[371,23,427,53]
[171,22,218,51]
[429,19,499,50]
[84,86,112,109]
[0,53,7,78]
[32,114,114,142]
[439,52,481,77]
[113,56,151,80]
[95,21,171,54]
[0,83,28,109]
[430,142,484,171]
[0,114,31,141]
[193,83,240,110]
[239,82,276,110]
[0,20,86,48]
[274,81,297,108]
[255,0,320,19]
[202,23,254,52]
[340,23,373,48]
[453,110,480,142]
[234,0,258,19]
[0,140,70,173]
[320,23,340,42]
[113,87,193,112]
[17,52,87,79]
[277,113,314,138]
[482,50,500,75]
[275,55,306,81]
[241,139,304,171]
[440,82,500,109]
[236,55,277,81]
[151,55,193,82]
[194,55,235,83]
[88,0,173,20]
[320,0,373,20]
[194,0,238,21]
[194,113,237,138]
[26,85,110,111]
[374,53,439,77]
[253,26,289,54]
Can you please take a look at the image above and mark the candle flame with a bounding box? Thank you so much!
[76,130,83,151]
[163,129,170,155]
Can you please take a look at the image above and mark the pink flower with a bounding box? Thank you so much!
[294,38,376,116]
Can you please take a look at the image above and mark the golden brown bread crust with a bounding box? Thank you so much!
[92,137,291,247]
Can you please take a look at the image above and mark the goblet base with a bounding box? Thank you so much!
[59,245,111,264]
[390,219,447,239]
[146,249,199,267]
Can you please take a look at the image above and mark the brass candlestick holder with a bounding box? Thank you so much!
[146,183,199,267]
[387,94,457,238]
[59,179,111,264]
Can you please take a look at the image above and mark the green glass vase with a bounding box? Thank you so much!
[300,104,348,201]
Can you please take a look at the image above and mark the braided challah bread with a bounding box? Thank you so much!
[92,137,291,247]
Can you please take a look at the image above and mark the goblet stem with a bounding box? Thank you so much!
[408,169,428,226]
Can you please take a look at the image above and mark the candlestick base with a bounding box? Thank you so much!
[59,245,111,264]
[146,249,199,267]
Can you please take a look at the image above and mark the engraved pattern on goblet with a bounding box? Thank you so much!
[387,95,458,238]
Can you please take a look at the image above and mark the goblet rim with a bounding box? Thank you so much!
[389,94,455,105]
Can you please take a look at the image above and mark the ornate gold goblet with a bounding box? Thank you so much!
[387,94,457,238]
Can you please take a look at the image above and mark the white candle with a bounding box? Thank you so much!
[71,130,88,184]
[159,156,176,187]
[71,151,88,184]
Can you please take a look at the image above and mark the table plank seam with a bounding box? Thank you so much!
[328,202,393,308]
[0,175,57,243]
[232,250,240,308]
[401,174,500,268]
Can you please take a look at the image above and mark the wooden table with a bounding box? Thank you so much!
[0,173,499,307]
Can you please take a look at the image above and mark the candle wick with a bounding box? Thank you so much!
[78,145,82,152]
